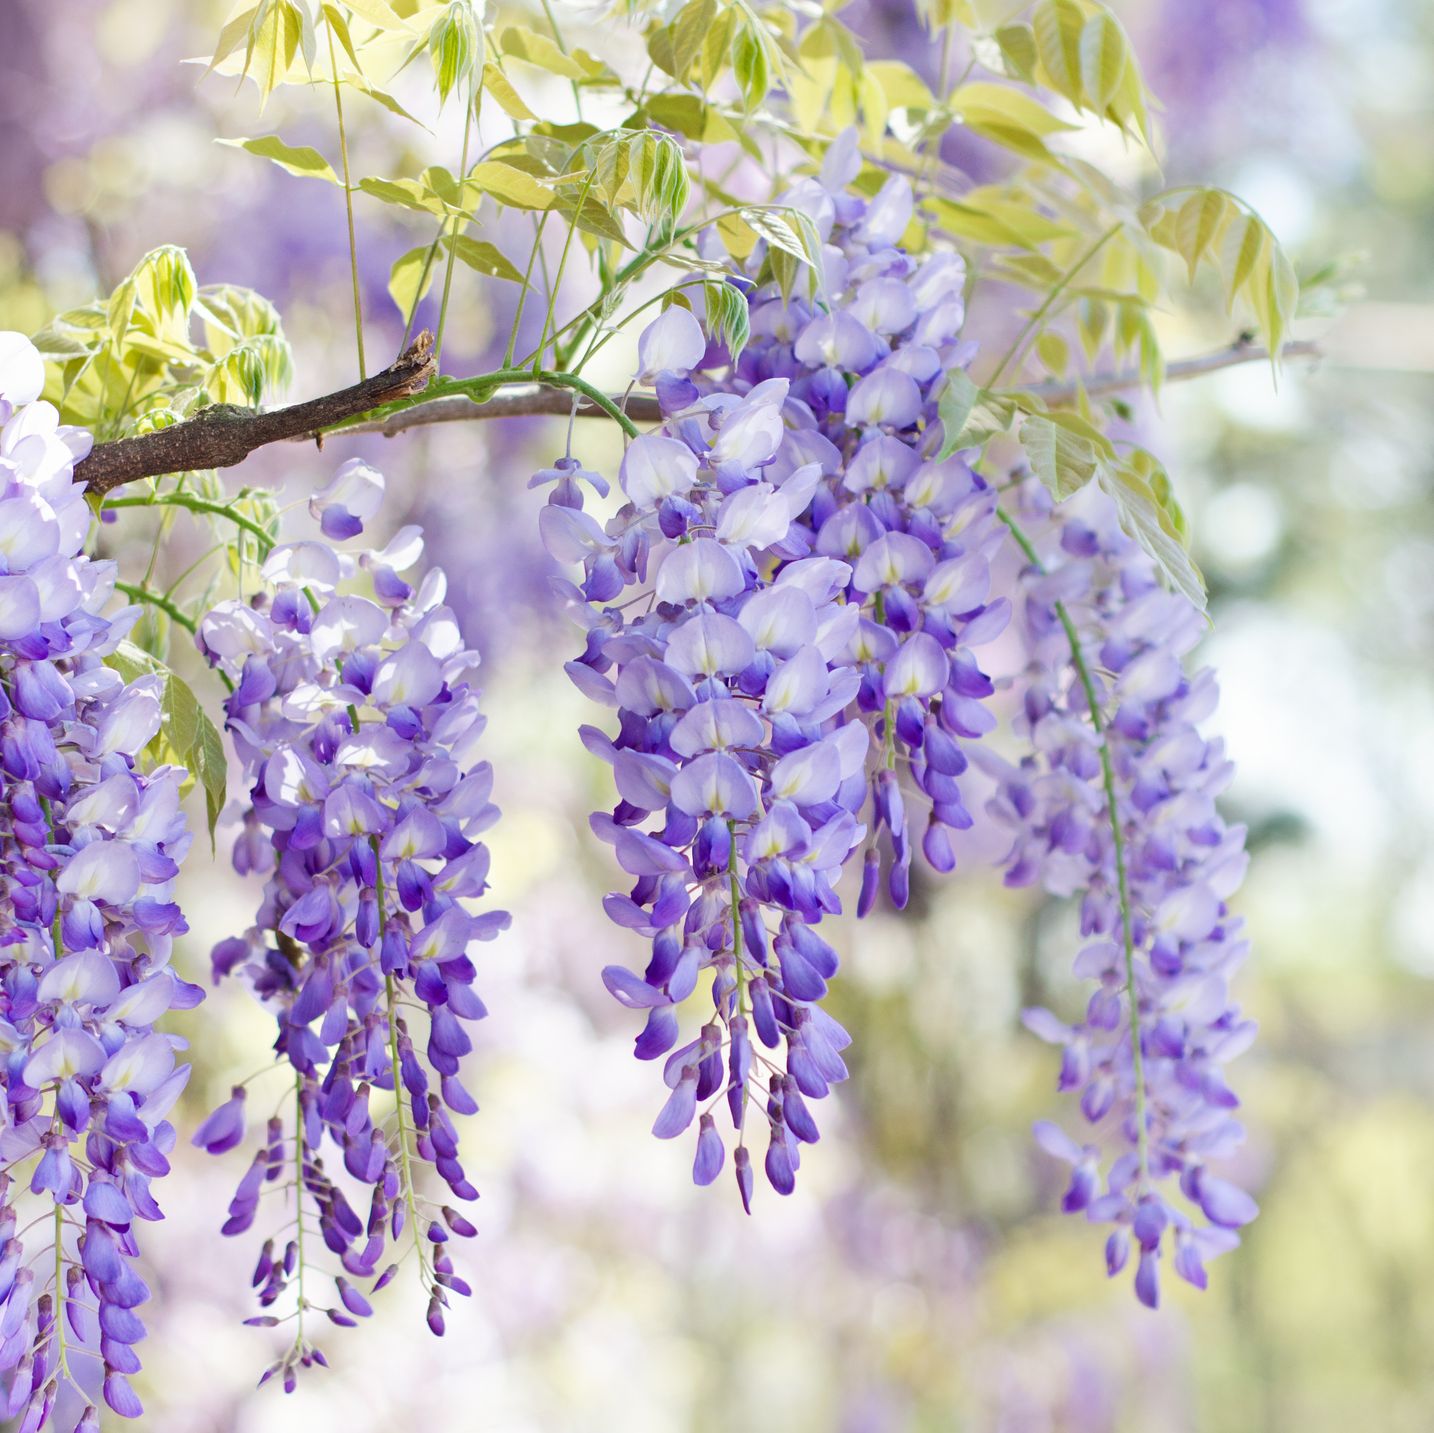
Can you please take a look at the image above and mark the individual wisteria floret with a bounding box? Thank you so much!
[977,477,1258,1308]
[0,332,201,1431]
[195,459,507,1385]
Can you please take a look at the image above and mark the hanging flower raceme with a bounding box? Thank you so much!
[541,132,1022,1199]
[977,478,1257,1308]
[541,370,869,1207]
[690,129,1010,910]
[195,460,507,1384]
[0,332,200,1431]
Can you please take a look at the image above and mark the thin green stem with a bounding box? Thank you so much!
[502,211,553,367]
[53,1205,71,1382]
[534,167,601,374]
[539,0,585,121]
[372,836,427,1285]
[114,581,197,635]
[401,235,444,350]
[164,540,232,601]
[433,80,477,368]
[291,1074,308,1354]
[997,506,1150,1187]
[985,223,1124,391]
[726,820,745,1008]
[725,820,748,1130]
[113,582,237,695]
[575,276,710,371]
[104,493,275,555]
[328,24,367,380]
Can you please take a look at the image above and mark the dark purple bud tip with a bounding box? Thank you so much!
[441,1207,478,1239]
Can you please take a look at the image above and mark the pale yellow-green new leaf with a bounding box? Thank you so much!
[465,161,556,211]
[104,641,229,845]
[1174,188,1231,284]
[1032,0,1085,105]
[669,0,718,81]
[219,135,338,184]
[951,82,1079,137]
[1097,454,1205,611]
[343,0,405,28]
[389,245,437,319]
[440,234,523,282]
[994,23,1038,84]
[1221,213,1268,306]
[935,369,980,459]
[1078,11,1126,112]
[358,175,450,216]
[129,246,197,350]
[1018,411,1113,499]
[483,62,536,121]
[499,24,603,81]
[247,0,309,105]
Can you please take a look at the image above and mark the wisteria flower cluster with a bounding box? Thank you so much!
[543,384,868,1207]
[194,458,507,1385]
[536,130,1256,1303]
[539,135,1018,1208]
[976,478,1258,1307]
[0,333,200,1429]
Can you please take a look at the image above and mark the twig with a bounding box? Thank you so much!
[333,385,664,437]
[73,334,1319,493]
[74,333,437,495]
[1023,337,1321,406]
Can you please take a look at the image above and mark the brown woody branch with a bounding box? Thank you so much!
[73,333,437,495]
[1024,337,1322,406]
[73,333,1319,493]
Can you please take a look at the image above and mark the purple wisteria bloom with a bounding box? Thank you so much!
[0,332,200,1430]
[541,136,1018,1199]
[546,378,866,1206]
[694,129,1010,908]
[196,474,506,1382]
[976,478,1257,1307]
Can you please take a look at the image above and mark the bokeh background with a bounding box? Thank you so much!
[3,0,1433,1428]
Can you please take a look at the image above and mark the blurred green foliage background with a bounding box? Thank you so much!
[3,0,1434,1428]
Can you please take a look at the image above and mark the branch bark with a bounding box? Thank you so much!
[73,333,1319,493]
[73,332,437,495]
[1023,337,1321,406]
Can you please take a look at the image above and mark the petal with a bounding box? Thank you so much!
[638,306,707,381]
